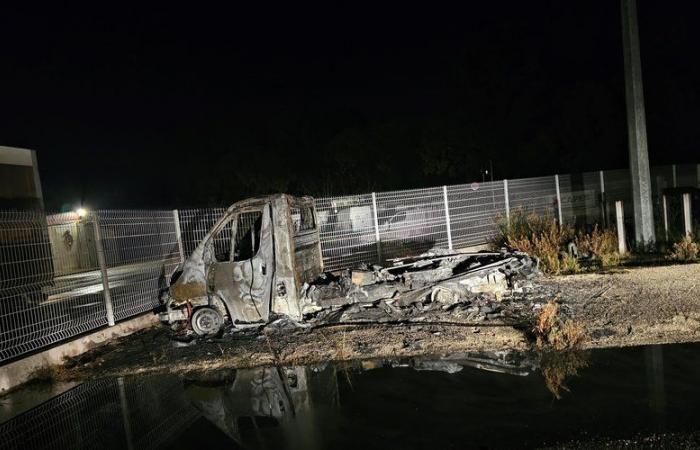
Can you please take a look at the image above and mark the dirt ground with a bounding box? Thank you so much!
[62,262,700,381]
[543,262,700,348]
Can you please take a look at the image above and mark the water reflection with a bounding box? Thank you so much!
[185,365,337,449]
[0,351,543,450]
[2,344,699,450]
[645,344,666,432]
[182,352,542,449]
[539,351,590,399]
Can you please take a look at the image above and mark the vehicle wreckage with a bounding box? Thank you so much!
[159,194,539,335]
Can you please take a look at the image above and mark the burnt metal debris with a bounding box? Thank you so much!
[158,194,540,335]
[300,249,539,326]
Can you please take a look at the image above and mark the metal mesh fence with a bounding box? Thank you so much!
[508,176,558,216]
[0,211,108,362]
[676,163,699,188]
[178,207,228,258]
[95,211,181,321]
[0,376,199,450]
[603,169,633,215]
[0,210,181,362]
[314,164,697,271]
[315,193,378,270]
[375,186,449,260]
[447,181,506,248]
[557,172,604,228]
[1,163,698,363]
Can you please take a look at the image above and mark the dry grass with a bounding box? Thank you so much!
[561,253,582,274]
[262,331,282,365]
[534,300,559,339]
[667,236,699,262]
[494,210,622,274]
[494,209,577,274]
[575,225,621,268]
[533,300,586,351]
[539,351,590,399]
[551,320,587,350]
[318,330,353,361]
[335,332,352,360]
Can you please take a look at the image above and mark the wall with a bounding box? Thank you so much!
[0,146,43,210]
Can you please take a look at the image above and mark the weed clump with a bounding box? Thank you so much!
[667,235,699,262]
[561,253,582,274]
[494,210,576,274]
[532,300,586,351]
[575,225,620,268]
[494,210,621,274]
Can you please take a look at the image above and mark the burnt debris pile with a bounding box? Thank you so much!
[301,249,543,326]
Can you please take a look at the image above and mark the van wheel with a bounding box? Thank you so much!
[191,306,223,336]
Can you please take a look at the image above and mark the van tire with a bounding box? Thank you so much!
[191,306,224,336]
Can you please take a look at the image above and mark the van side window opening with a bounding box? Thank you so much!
[290,205,315,234]
[212,220,233,262]
[233,211,262,261]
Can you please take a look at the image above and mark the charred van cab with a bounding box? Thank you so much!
[160,194,323,336]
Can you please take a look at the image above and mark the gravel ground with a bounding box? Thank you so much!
[62,262,700,380]
[545,262,700,349]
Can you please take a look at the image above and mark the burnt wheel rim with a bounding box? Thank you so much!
[191,307,223,336]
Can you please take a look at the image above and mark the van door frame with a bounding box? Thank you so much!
[209,201,275,324]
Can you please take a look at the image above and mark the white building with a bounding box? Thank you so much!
[0,146,44,210]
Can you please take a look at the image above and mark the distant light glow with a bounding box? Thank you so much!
[76,207,87,217]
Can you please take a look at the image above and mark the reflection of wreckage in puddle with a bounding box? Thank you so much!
[159,194,539,335]
[185,351,538,447]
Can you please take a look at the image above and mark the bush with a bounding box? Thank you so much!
[667,235,699,262]
[494,210,622,274]
[561,253,582,274]
[533,301,586,351]
[575,225,620,269]
[494,209,576,274]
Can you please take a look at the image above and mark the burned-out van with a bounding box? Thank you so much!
[160,195,323,335]
[160,194,538,336]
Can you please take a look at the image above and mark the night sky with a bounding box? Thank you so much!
[1,2,698,211]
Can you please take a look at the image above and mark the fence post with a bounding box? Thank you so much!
[172,209,185,264]
[371,192,382,264]
[662,195,669,241]
[683,192,693,237]
[503,179,510,222]
[672,164,677,188]
[442,186,453,250]
[92,213,115,326]
[599,170,607,227]
[615,201,627,254]
[555,174,563,225]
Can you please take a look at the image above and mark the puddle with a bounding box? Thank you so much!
[2,343,700,449]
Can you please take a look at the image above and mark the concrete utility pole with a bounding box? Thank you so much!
[621,0,656,244]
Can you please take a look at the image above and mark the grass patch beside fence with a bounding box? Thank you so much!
[493,209,621,275]
[494,210,575,274]
[666,235,699,262]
